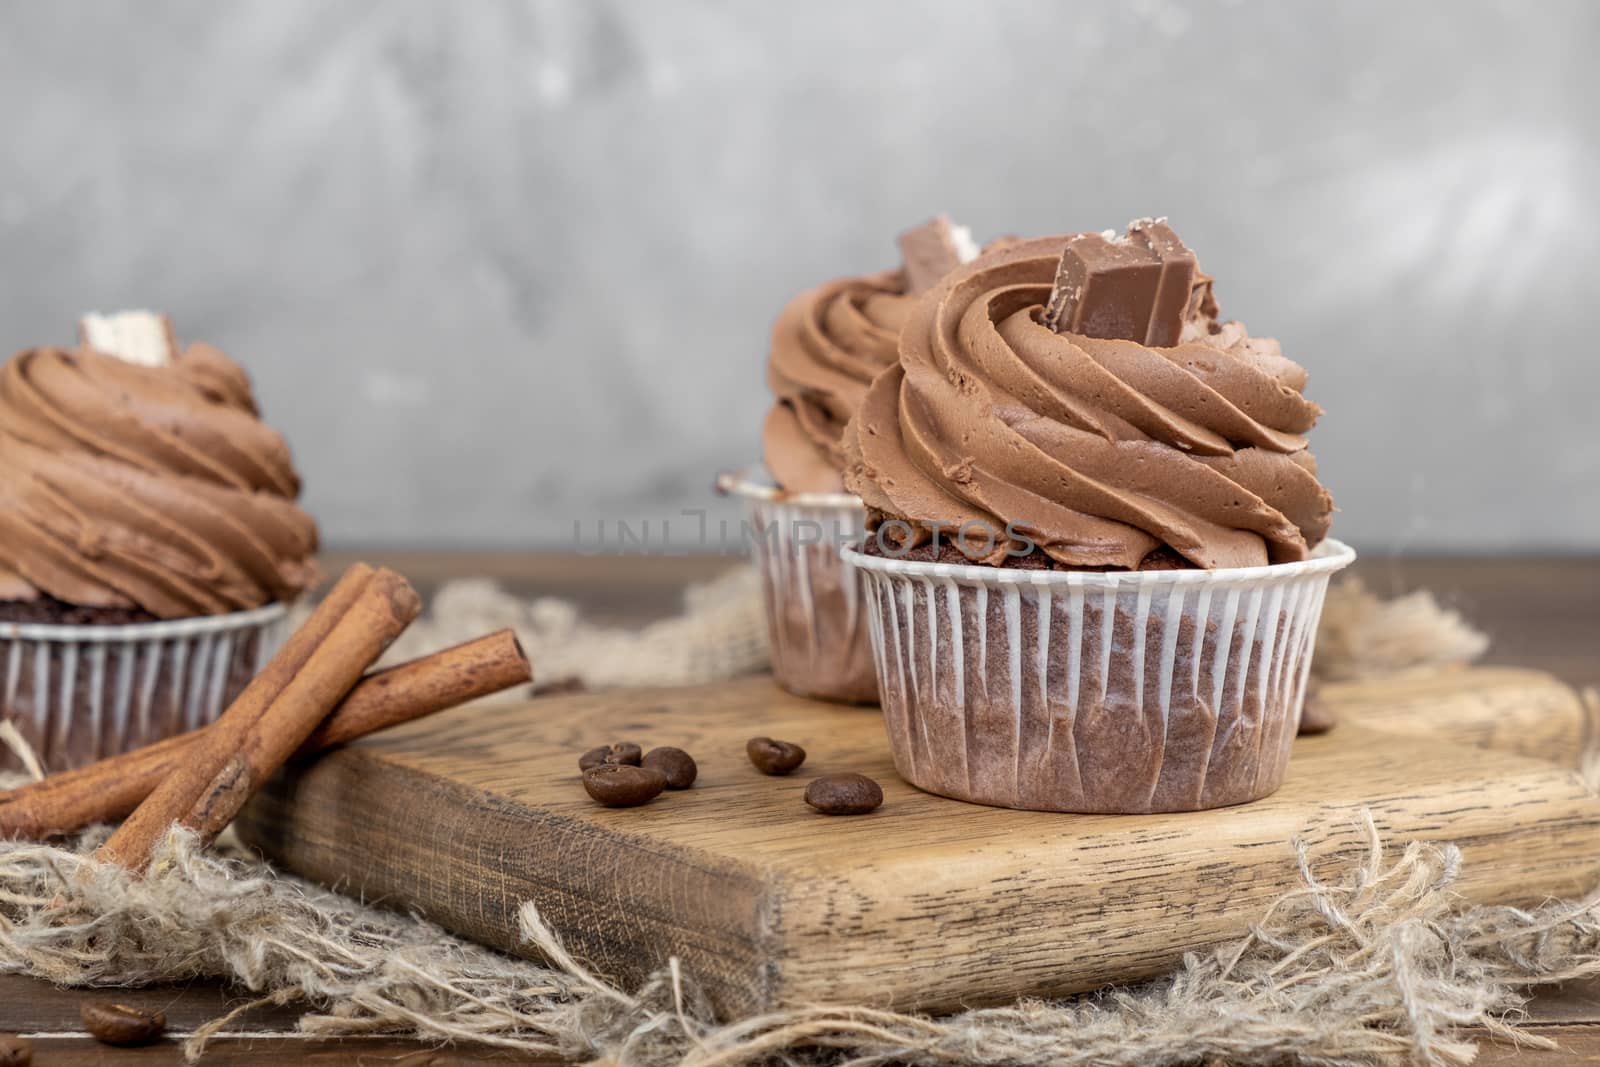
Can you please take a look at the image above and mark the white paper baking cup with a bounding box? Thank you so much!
[842,540,1355,813]
[0,603,289,773]
[718,468,877,704]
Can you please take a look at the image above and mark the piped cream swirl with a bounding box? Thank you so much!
[763,269,911,494]
[843,236,1333,570]
[0,343,319,617]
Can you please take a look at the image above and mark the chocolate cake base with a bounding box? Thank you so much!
[855,558,1337,813]
[860,537,1335,734]
[862,532,1197,572]
[0,596,159,626]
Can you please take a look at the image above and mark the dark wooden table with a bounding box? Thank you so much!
[3,553,1597,1064]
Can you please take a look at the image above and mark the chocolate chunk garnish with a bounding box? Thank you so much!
[1044,219,1196,347]
[897,215,979,294]
[1188,268,1219,329]
[1126,219,1197,346]
[1043,232,1157,341]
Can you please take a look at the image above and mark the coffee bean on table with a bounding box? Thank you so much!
[583,763,668,807]
[80,1002,166,1046]
[805,773,884,815]
[607,741,643,765]
[747,737,806,776]
[641,746,697,789]
[578,742,643,772]
[0,1033,32,1067]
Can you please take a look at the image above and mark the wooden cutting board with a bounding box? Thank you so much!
[237,667,1600,1016]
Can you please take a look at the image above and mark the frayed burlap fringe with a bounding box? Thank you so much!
[1315,578,1488,681]
[338,568,1487,697]
[0,575,1515,1062]
[4,816,1600,1065]
[364,567,771,695]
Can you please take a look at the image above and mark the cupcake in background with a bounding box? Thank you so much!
[763,216,980,494]
[0,311,318,771]
[841,221,1353,812]
[723,216,978,703]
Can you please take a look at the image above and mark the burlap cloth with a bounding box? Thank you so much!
[1,566,1593,1065]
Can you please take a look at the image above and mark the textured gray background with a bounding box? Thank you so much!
[1,1,1595,553]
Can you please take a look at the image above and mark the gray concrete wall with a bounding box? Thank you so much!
[1,1,1595,553]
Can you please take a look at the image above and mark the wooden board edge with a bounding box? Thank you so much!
[757,732,1600,1013]
[1327,666,1586,764]
[237,749,785,1017]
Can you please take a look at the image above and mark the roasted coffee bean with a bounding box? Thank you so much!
[747,737,806,776]
[80,1002,167,1046]
[582,763,668,807]
[804,773,883,815]
[641,746,697,789]
[578,742,643,772]
[608,741,643,765]
[0,1033,32,1067]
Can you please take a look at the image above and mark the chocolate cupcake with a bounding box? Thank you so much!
[723,217,978,704]
[840,222,1353,813]
[0,312,318,772]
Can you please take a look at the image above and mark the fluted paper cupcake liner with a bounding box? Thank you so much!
[719,469,877,704]
[843,540,1355,813]
[0,603,289,773]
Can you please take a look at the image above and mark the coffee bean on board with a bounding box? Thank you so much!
[747,737,806,776]
[582,763,668,807]
[804,773,884,815]
[641,747,697,789]
[0,1033,32,1067]
[80,1002,167,1046]
[578,742,643,772]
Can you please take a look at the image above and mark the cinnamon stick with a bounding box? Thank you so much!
[89,563,374,865]
[0,630,530,840]
[303,628,529,750]
[182,568,421,845]
[95,565,421,871]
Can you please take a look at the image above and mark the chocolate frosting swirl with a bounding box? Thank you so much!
[843,236,1333,570]
[0,343,319,618]
[763,269,911,494]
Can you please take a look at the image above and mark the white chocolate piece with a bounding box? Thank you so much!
[79,311,177,367]
[949,221,980,264]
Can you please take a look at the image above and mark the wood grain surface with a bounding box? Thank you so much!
[5,553,1597,1065]
[1325,665,1590,759]
[236,667,1600,1016]
[0,980,547,1064]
